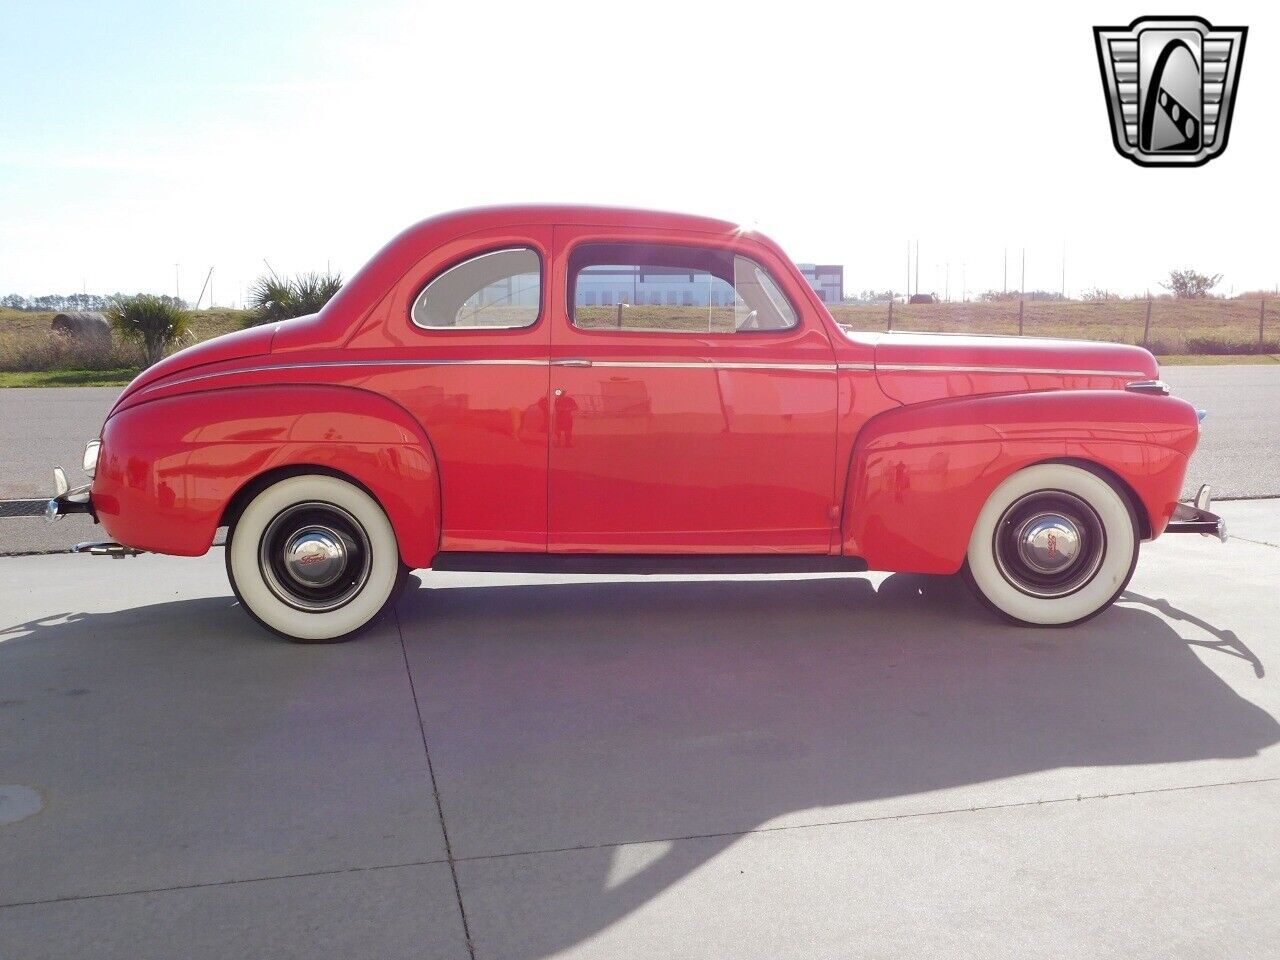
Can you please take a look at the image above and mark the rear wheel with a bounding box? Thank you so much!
[226,474,408,642]
[963,463,1139,626]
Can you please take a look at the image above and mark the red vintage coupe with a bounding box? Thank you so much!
[47,206,1225,641]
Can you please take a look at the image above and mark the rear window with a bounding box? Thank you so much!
[412,247,541,329]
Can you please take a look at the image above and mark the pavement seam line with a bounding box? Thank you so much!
[395,606,477,960]
[0,858,450,910]
[1228,534,1280,549]
[448,774,1280,864]
[4,775,1275,911]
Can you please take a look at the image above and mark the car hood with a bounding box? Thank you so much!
[866,331,1159,405]
[111,323,277,414]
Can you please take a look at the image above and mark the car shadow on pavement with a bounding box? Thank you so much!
[2,575,1275,959]
[396,572,1280,959]
[0,594,455,911]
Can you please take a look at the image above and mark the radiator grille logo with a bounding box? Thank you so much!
[1094,16,1247,167]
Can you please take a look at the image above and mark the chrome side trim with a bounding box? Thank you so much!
[877,363,1149,378]
[143,357,843,392]
[147,358,550,392]
[143,357,1149,396]
[587,361,836,372]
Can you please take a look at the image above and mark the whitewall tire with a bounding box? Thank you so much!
[226,474,408,642]
[963,463,1139,626]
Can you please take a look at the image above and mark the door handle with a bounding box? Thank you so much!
[552,358,593,367]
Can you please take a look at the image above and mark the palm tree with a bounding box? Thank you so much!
[244,270,342,327]
[104,294,191,368]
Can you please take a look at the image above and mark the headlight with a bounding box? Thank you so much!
[83,439,101,477]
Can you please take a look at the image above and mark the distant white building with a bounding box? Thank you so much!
[795,264,844,304]
[571,262,845,307]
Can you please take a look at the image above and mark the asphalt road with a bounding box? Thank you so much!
[2,499,1277,958]
[1,366,1277,555]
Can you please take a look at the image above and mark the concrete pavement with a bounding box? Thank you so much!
[2,500,1277,959]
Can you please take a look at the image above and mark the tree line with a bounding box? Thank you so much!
[2,293,189,312]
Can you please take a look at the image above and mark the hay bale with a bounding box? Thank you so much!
[51,311,110,342]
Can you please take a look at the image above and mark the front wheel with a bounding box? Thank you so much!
[226,474,409,642]
[963,463,1139,626]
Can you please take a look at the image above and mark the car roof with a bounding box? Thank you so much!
[307,205,770,344]
[413,204,744,236]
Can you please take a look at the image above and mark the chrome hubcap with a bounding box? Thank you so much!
[283,527,348,588]
[993,491,1106,599]
[258,502,371,612]
[1016,513,1082,574]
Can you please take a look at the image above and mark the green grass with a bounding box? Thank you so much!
[0,368,140,387]
[1158,353,1280,366]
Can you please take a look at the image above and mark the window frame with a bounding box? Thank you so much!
[409,245,544,332]
[564,239,801,337]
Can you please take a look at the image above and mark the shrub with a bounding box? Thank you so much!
[1161,269,1222,299]
[4,335,143,372]
[1183,335,1280,355]
[1127,337,1173,355]
[104,294,192,367]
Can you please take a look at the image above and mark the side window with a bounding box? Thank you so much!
[568,242,797,333]
[411,247,541,329]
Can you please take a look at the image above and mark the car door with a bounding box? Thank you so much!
[547,224,839,553]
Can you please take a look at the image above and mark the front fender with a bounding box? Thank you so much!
[94,384,441,567]
[841,389,1200,574]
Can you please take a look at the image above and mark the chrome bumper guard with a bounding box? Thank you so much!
[1164,484,1227,542]
[44,465,142,556]
[45,467,95,522]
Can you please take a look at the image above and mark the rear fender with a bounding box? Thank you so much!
[841,389,1199,574]
[94,385,440,567]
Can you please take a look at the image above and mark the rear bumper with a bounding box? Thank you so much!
[45,467,95,523]
[1163,484,1227,542]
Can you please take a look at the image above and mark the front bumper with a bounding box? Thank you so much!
[1164,484,1227,542]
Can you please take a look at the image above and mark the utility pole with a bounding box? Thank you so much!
[945,262,950,302]
[174,264,180,302]
[1003,247,1007,295]
[1019,248,1026,335]
[962,262,967,303]
[1061,240,1067,299]
[914,241,920,300]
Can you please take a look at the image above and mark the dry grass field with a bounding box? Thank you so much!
[2,298,1277,386]
[828,298,1279,355]
[0,307,246,382]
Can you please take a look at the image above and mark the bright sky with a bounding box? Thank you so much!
[1,0,1274,303]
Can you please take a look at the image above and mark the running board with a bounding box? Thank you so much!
[430,552,869,575]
